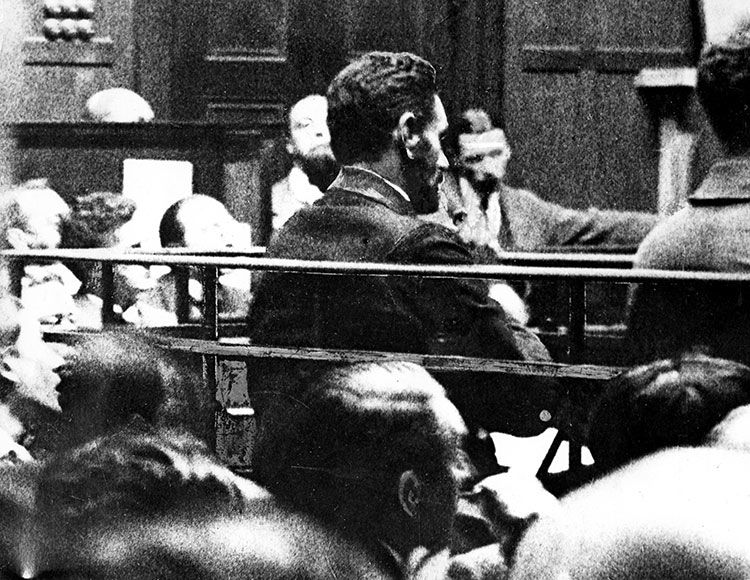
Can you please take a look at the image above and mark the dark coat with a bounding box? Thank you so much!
[248,167,559,436]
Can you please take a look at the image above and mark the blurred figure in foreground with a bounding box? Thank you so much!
[56,332,214,449]
[0,427,396,579]
[255,362,468,577]
[511,447,750,580]
[0,293,66,462]
[588,353,750,477]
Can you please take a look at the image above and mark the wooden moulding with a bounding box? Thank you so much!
[22,37,115,66]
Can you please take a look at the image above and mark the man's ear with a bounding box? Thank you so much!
[396,112,420,160]
[6,228,29,250]
[398,469,422,518]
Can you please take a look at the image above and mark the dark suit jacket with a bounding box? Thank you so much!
[248,167,559,436]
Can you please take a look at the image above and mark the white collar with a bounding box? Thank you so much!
[288,166,325,204]
[353,167,411,203]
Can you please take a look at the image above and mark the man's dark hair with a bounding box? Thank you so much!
[37,427,249,525]
[159,199,188,247]
[589,353,750,475]
[254,361,459,543]
[326,52,438,165]
[61,192,136,249]
[697,18,750,154]
[57,332,213,447]
[442,108,495,164]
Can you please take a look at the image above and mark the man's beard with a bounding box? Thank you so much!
[462,169,500,211]
[296,146,341,192]
[400,147,441,215]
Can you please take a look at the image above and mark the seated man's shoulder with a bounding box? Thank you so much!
[391,220,476,265]
[633,208,698,268]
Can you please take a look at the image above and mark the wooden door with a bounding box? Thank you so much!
[172,0,457,127]
[500,0,699,212]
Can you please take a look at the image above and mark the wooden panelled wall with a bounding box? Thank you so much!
[2,0,703,240]
[501,0,699,212]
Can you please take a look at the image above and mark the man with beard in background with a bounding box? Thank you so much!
[438,109,657,252]
[270,94,341,231]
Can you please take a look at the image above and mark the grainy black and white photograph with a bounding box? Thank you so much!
[1,0,750,577]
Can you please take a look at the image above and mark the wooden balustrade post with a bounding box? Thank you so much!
[174,267,191,324]
[201,265,220,453]
[566,280,587,475]
[568,281,587,363]
[100,262,116,325]
[8,258,24,298]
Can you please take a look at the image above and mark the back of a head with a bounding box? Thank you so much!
[697,17,750,154]
[61,191,136,249]
[588,353,750,475]
[38,458,393,580]
[37,426,255,526]
[85,88,154,123]
[511,447,750,580]
[326,51,437,165]
[158,194,237,249]
[56,332,211,447]
[254,361,461,544]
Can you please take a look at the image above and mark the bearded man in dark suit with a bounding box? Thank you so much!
[248,51,559,453]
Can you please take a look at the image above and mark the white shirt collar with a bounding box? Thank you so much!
[288,165,325,205]
[353,167,411,203]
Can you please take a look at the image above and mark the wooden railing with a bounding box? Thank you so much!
[6,248,749,473]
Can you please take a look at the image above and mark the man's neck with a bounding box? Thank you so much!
[347,165,411,203]
[351,151,407,193]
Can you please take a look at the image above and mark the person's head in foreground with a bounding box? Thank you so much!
[326,51,450,214]
[6,426,394,580]
[158,194,250,250]
[0,293,66,461]
[0,180,70,251]
[697,17,750,155]
[510,447,750,580]
[704,402,750,452]
[286,94,340,191]
[55,331,212,449]
[254,361,468,563]
[588,352,750,476]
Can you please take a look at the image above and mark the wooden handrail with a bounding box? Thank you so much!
[5,248,750,284]
[160,337,624,381]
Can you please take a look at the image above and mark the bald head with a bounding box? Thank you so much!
[159,195,247,250]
